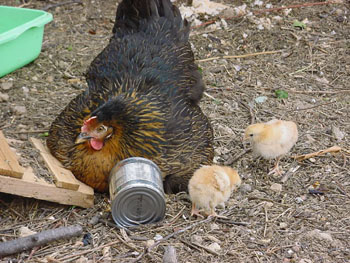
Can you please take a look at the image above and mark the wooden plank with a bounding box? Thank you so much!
[0,167,94,208]
[30,138,80,191]
[0,130,24,178]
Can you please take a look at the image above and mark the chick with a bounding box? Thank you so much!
[244,119,298,175]
[188,165,241,218]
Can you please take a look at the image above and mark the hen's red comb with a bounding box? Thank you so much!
[84,116,97,126]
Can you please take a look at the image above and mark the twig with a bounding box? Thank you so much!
[0,225,83,257]
[130,217,214,262]
[293,146,342,161]
[42,0,83,11]
[7,130,49,134]
[191,242,220,256]
[214,218,250,226]
[196,50,282,63]
[58,240,120,261]
[225,149,252,165]
[0,199,26,220]
[280,165,300,183]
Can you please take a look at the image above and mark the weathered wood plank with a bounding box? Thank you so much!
[0,130,24,178]
[30,138,80,191]
[0,167,94,208]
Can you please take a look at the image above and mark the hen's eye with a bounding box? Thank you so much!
[97,125,107,133]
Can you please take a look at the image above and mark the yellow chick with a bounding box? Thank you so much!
[244,119,298,175]
[188,165,241,218]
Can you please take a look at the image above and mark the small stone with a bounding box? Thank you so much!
[22,86,29,94]
[47,216,55,220]
[47,75,54,82]
[12,106,27,115]
[295,197,304,203]
[154,234,163,241]
[145,239,155,248]
[270,183,282,193]
[240,183,252,193]
[191,235,203,244]
[279,222,288,229]
[0,92,9,102]
[207,242,221,252]
[18,226,37,237]
[306,229,333,242]
[0,81,13,90]
[264,202,274,208]
[210,223,220,231]
[32,76,38,81]
[332,125,345,141]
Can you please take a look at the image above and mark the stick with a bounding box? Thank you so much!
[130,217,213,262]
[163,246,178,263]
[215,218,250,226]
[280,165,300,183]
[42,0,83,11]
[0,225,83,258]
[196,50,282,63]
[294,146,342,161]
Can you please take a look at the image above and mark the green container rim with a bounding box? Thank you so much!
[0,6,53,45]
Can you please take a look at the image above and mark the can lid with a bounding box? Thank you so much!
[111,184,166,228]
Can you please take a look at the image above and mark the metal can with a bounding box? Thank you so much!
[109,157,166,228]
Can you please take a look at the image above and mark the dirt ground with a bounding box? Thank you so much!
[1,0,350,262]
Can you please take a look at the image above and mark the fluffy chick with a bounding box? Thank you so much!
[188,165,241,218]
[244,119,298,175]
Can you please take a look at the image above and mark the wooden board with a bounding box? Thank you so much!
[0,130,24,178]
[30,138,80,191]
[0,167,94,208]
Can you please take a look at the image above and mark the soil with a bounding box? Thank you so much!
[0,0,350,262]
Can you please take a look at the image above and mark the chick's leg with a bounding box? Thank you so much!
[191,203,204,218]
[268,156,282,175]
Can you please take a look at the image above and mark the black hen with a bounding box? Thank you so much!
[47,0,214,193]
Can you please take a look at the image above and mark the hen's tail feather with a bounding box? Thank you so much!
[112,0,188,38]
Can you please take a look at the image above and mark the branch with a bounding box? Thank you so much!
[293,145,342,161]
[196,50,282,63]
[130,217,214,262]
[0,225,83,258]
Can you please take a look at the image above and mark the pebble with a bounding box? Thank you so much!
[12,105,27,115]
[0,92,9,102]
[210,223,220,231]
[18,226,37,237]
[270,183,282,193]
[145,239,155,248]
[240,183,252,193]
[207,242,221,252]
[279,222,288,229]
[191,235,203,244]
[0,81,13,90]
[305,229,333,242]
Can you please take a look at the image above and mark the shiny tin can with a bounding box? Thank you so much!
[109,157,166,227]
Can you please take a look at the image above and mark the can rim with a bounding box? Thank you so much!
[108,157,162,183]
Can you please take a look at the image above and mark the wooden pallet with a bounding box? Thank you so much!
[0,131,94,208]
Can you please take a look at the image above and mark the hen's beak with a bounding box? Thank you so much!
[75,132,93,144]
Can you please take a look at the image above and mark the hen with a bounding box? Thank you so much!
[47,0,214,193]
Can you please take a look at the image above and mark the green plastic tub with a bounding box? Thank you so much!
[0,6,52,77]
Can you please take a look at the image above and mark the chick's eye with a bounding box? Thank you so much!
[250,134,253,137]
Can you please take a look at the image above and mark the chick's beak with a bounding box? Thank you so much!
[75,132,93,144]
